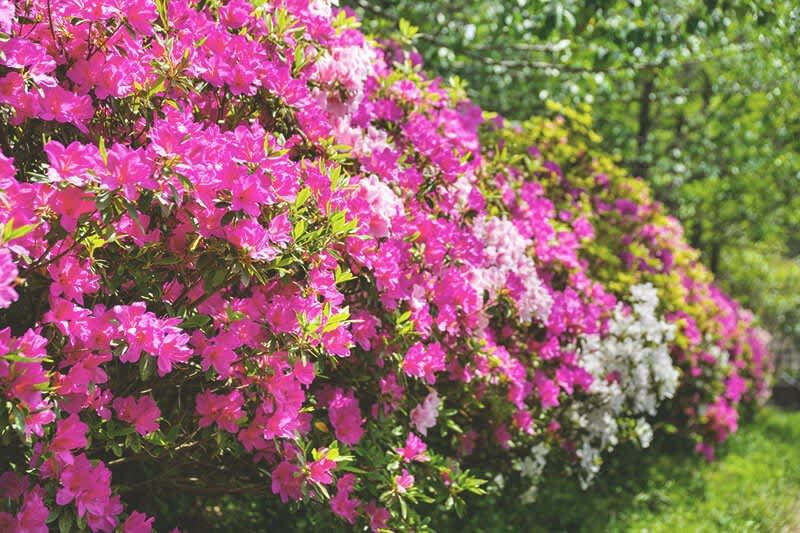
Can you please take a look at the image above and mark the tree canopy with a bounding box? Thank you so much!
[347,0,800,358]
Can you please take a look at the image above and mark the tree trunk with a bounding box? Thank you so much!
[634,73,655,180]
[709,239,722,276]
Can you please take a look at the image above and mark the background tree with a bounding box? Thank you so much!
[347,0,800,366]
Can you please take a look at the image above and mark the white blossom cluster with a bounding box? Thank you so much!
[569,283,678,488]
[513,443,549,504]
[471,215,553,324]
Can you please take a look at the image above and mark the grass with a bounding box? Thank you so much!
[614,406,800,533]
[440,406,800,532]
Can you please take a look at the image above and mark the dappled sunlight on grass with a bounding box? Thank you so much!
[439,407,800,532]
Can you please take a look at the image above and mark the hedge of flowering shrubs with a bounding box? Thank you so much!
[0,0,771,531]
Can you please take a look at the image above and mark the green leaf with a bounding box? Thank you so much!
[3,220,37,242]
[322,309,349,334]
[46,508,61,524]
[58,511,72,533]
[98,135,108,165]
[3,352,50,363]
[294,187,311,209]
[293,219,306,240]
[181,313,211,329]
[154,0,169,29]
[147,75,167,99]
[125,202,146,234]
[398,18,419,43]
[138,354,154,381]
[334,266,355,284]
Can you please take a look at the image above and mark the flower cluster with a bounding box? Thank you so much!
[569,283,678,487]
[0,1,771,531]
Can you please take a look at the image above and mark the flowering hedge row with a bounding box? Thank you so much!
[0,1,771,531]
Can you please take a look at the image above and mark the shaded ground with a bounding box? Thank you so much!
[438,406,800,532]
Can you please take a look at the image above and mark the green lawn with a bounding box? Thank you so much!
[441,406,800,532]
[612,407,800,532]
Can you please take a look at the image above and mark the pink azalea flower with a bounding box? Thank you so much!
[292,360,315,387]
[271,460,303,503]
[350,310,379,350]
[267,212,293,246]
[225,219,276,261]
[397,433,428,462]
[330,474,359,523]
[724,373,747,403]
[195,390,244,433]
[122,511,155,533]
[15,487,49,533]
[535,371,560,409]
[56,454,119,529]
[394,469,414,493]
[199,339,238,378]
[307,449,336,485]
[49,414,88,464]
[0,1,13,35]
[113,396,161,436]
[365,500,391,532]
[47,255,100,305]
[0,472,28,499]
[707,397,739,442]
[0,248,19,309]
[44,140,100,186]
[402,342,446,384]
[50,187,95,232]
[410,391,440,436]
[494,424,511,450]
[327,388,364,445]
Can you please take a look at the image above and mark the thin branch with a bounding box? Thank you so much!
[352,0,756,75]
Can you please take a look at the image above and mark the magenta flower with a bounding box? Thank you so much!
[47,255,100,305]
[292,360,315,387]
[49,414,88,464]
[402,342,446,385]
[724,373,747,403]
[15,487,49,533]
[707,397,739,442]
[113,303,192,375]
[56,454,119,528]
[113,396,161,436]
[267,212,293,246]
[225,219,277,261]
[397,433,429,462]
[195,390,245,434]
[365,500,391,532]
[307,449,336,485]
[410,391,440,436]
[327,388,364,445]
[200,339,238,379]
[123,511,155,533]
[0,248,19,309]
[271,461,302,503]
[0,472,28,500]
[330,474,360,523]
[394,469,414,493]
[44,140,100,186]
[535,371,560,409]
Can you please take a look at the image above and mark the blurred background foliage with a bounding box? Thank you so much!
[345,0,800,373]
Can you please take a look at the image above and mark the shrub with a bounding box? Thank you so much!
[0,1,770,531]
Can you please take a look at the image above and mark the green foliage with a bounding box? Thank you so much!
[721,246,800,376]
[431,406,800,532]
[346,0,800,356]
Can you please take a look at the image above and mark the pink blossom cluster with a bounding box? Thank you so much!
[0,0,772,530]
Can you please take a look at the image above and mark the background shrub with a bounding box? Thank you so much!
[0,1,770,531]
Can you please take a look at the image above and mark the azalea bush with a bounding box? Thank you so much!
[0,1,771,532]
